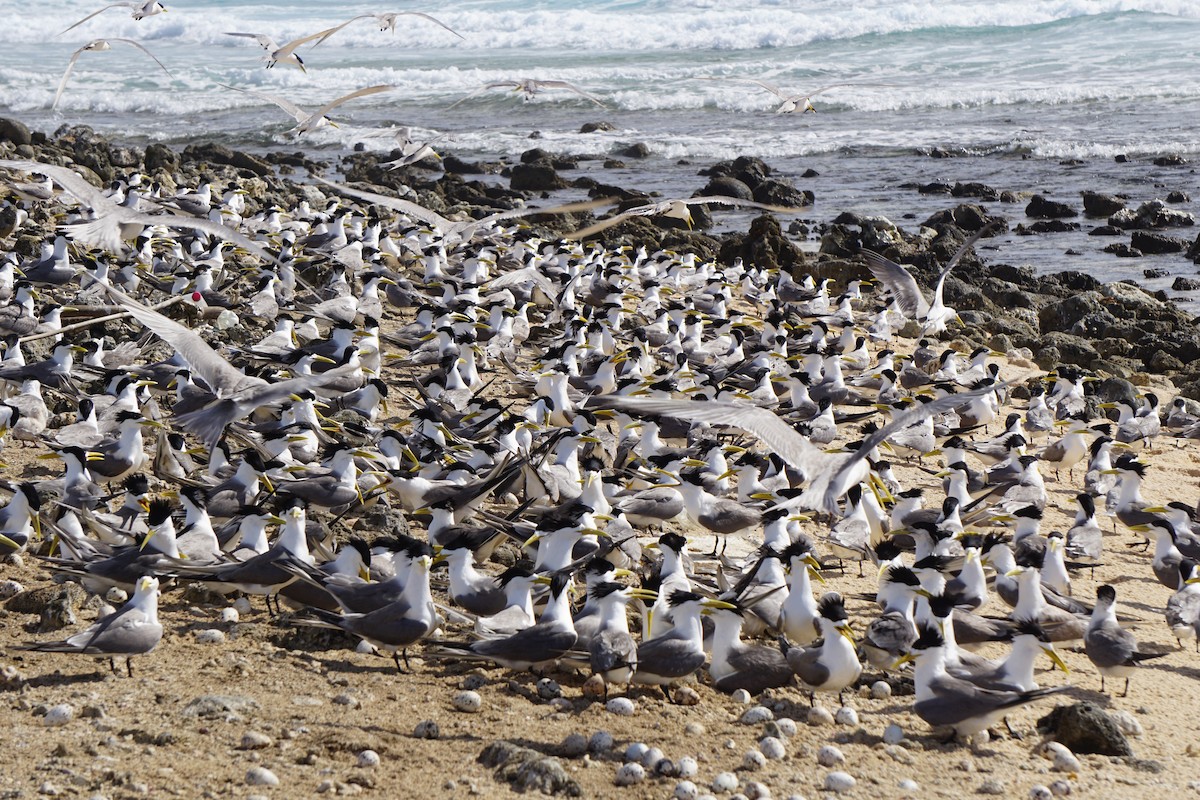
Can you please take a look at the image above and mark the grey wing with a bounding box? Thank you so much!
[310,16,370,47]
[445,83,509,111]
[225,32,277,50]
[310,84,395,118]
[124,209,281,267]
[404,11,465,39]
[682,195,808,212]
[0,160,110,209]
[53,47,88,110]
[1085,625,1137,668]
[596,396,835,479]
[483,265,557,298]
[110,38,172,77]
[314,177,451,229]
[60,4,134,35]
[219,83,308,123]
[787,644,830,687]
[861,250,929,317]
[97,283,264,396]
[564,209,640,240]
[931,223,997,306]
[536,80,606,107]
[1166,593,1200,629]
[590,629,636,673]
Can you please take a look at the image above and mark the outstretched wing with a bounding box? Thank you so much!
[109,38,173,77]
[59,3,134,36]
[861,250,929,318]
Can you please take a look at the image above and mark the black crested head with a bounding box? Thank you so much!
[1013,617,1049,641]
[817,592,848,622]
[584,557,616,576]
[146,497,174,527]
[668,589,704,608]
[873,539,903,562]
[590,580,629,602]
[926,592,956,619]
[124,474,150,495]
[658,531,687,553]
[913,553,952,573]
[18,483,41,509]
[1095,584,1116,604]
[497,562,536,586]
[1016,548,1044,570]
[1014,505,1043,520]
[348,538,372,566]
[912,624,944,651]
[780,537,815,563]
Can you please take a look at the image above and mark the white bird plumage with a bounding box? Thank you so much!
[53,38,172,111]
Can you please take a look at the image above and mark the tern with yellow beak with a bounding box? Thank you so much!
[781,592,861,705]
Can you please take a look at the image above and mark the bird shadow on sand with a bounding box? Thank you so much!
[21,667,111,689]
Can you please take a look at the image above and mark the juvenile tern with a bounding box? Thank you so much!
[53,39,172,111]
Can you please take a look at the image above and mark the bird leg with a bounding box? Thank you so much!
[808,691,816,707]
[660,685,673,703]
[1120,678,1130,698]
[108,657,119,676]
[1099,675,1106,694]
[391,652,406,675]
[126,657,134,678]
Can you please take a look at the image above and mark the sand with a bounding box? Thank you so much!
[2,338,1199,800]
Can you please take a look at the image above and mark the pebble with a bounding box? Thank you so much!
[43,704,74,727]
[240,732,273,750]
[685,722,707,736]
[452,691,482,713]
[332,693,359,708]
[606,697,636,716]
[816,745,845,767]
[675,780,699,800]
[834,707,858,726]
[233,597,252,615]
[1049,779,1072,796]
[883,723,905,745]
[356,750,380,768]
[774,718,797,738]
[588,731,614,753]
[823,771,855,793]
[759,737,786,760]
[460,673,487,690]
[221,607,239,624]
[413,720,440,740]
[549,697,572,712]
[560,733,587,757]
[1038,742,1081,773]
[1030,786,1053,800]
[978,778,1007,795]
[0,580,23,599]
[625,742,649,763]
[104,587,127,604]
[806,706,834,726]
[1108,710,1144,736]
[899,779,919,792]
[581,673,606,698]
[741,706,773,724]
[742,750,766,771]
[641,746,665,770]
[674,686,701,705]
[676,755,699,778]
[744,783,771,800]
[536,678,561,700]
[712,772,739,793]
[731,689,753,704]
[614,763,645,787]
[245,767,279,787]
[870,680,892,699]
[195,629,226,644]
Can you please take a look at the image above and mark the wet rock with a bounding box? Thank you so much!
[1082,191,1125,217]
[752,178,812,208]
[699,176,754,201]
[1153,153,1187,166]
[1171,276,1200,291]
[143,143,178,173]
[818,224,860,257]
[719,214,806,273]
[442,155,483,174]
[580,121,616,133]
[1131,230,1186,254]
[1037,702,1133,757]
[1104,243,1142,258]
[0,117,32,146]
[509,162,567,191]
[1109,199,1195,230]
[952,181,1000,200]
[478,740,581,796]
[921,203,1007,233]
[618,142,651,159]
[1026,195,1077,219]
[182,142,271,176]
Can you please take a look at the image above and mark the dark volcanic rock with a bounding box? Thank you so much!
[1153,153,1187,167]
[752,179,812,208]
[0,117,32,146]
[579,121,615,133]
[442,155,484,174]
[819,224,860,257]
[1131,230,1186,254]
[182,143,271,176]
[1167,190,1190,203]
[951,181,1000,200]
[1172,276,1200,291]
[618,142,651,159]
[698,176,754,201]
[920,203,1006,233]
[1109,199,1195,230]
[718,214,806,274]
[509,162,567,191]
[1038,703,1133,757]
[1104,243,1142,258]
[144,143,179,173]
[1082,191,1126,217]
[1089,225,1122,236]
[1025,195,1078,219]
[1038,331,1100,368]
[700,156,772,189]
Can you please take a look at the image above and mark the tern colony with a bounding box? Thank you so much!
[0,134,1197,748]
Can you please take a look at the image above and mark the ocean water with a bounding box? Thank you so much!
[1,0,1198,303]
